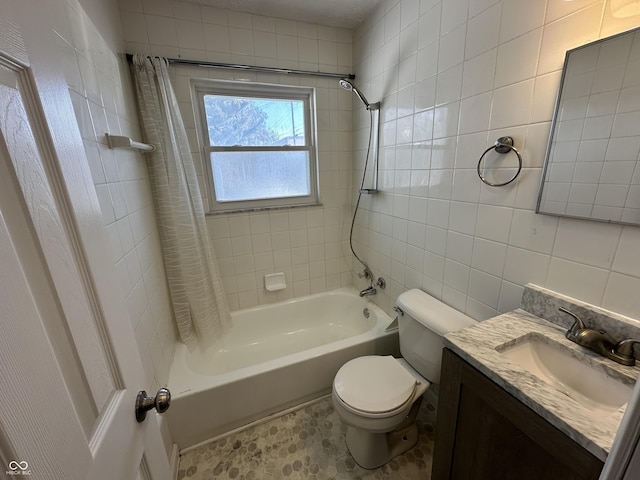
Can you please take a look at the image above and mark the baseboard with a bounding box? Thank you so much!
[178,394,330,455]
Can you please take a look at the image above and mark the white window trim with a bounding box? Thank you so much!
[191,79,320,214]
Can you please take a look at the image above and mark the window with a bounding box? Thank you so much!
[192,80,319,213]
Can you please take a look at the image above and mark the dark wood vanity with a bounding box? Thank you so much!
[432,348,604,480]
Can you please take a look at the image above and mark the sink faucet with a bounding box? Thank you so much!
[560,307,639,366]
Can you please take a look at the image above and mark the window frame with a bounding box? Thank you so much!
[191,79,320,214]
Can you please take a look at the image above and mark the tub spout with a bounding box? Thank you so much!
[359,286,377,297]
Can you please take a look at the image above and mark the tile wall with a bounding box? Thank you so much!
[119,0,357,310]
[113,0,640,323]
[351,0,640,321]
[56,0,177,391]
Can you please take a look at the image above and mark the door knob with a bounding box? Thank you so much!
[135,387,171,422]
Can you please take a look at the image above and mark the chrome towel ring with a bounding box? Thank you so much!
[477,136,522,187]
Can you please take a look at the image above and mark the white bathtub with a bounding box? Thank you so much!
[165,288,399,449]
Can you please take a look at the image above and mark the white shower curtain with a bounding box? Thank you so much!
[132,55,231,349]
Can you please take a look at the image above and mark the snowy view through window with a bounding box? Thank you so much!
[204,94,311,202]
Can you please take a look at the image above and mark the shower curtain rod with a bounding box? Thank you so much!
[125,54,355,80]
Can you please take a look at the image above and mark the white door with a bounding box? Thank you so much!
[0,3,171,480]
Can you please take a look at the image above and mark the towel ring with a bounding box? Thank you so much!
[477,136,522,187]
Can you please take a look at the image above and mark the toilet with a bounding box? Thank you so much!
[332,288,476,469]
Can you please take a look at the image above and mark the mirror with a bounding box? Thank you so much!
[537,27,640,225]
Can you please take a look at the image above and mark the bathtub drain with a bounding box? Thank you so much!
[363,308,370,318]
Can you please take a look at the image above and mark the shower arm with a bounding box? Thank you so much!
[340,79,380,193]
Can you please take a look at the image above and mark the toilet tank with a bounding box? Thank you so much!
[395,289,476,384]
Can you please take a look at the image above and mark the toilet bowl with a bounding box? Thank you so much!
[332,289,476,469]
[334,356,429,426]
[332,355,430,469]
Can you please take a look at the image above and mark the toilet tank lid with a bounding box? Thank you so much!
[396,289,476,336]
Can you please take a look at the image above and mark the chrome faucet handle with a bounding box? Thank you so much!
[358,267,373,281]
[559,307,586,338]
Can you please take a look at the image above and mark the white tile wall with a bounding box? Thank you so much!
[120,0,355,310]
[353,0,640,321]
[87,0,640,330]
[57,0,176,392]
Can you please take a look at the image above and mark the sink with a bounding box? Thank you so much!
[498,334,633,413]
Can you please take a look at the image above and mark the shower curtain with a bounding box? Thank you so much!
[132,55,231,349]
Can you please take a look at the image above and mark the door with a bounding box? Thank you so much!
[600,377,640,479]
[0,3,171,480]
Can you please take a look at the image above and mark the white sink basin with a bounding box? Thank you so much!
[498,334,633,413]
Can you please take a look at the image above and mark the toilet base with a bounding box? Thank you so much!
[343,397,423,470]
[345,423,419,469]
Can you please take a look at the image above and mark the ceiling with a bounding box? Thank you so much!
[185,0,383,29]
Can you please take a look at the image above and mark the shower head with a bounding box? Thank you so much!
[339,78,356,91]
[339,78,374,110]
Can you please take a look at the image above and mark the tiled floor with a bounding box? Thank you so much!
[177,395,437,479]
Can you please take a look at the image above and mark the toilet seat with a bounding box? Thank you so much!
[333,356,419,417]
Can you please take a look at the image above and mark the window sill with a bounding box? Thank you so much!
[205,202,323,216]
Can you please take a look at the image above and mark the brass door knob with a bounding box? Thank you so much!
[135,388,171,422]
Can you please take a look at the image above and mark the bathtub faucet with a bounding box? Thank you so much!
[359,286,377,297]
[359,275,386,297]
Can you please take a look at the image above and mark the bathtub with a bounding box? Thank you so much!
[165,287,399,449]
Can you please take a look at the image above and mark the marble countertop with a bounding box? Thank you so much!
[444,308,639,462]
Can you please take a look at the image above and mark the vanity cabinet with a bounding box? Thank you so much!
[432,348,604,480]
